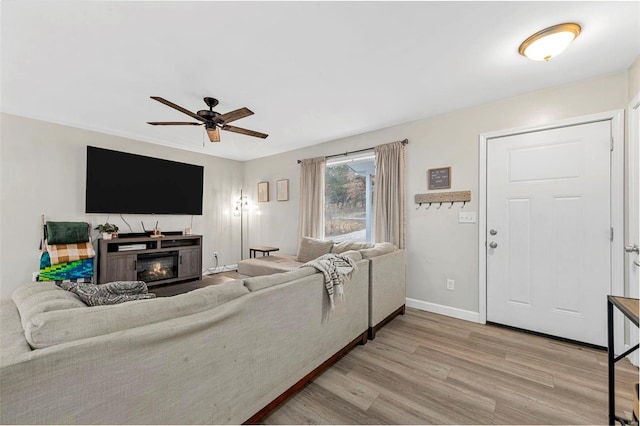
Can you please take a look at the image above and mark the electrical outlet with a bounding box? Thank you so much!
[458,211,477,223]
[446,279,455,291]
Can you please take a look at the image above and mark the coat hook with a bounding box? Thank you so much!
[416,202,422,210]
[437,202,443,209]
[462,201,466,208]
[426,202,432,209]
[448,202,454,209]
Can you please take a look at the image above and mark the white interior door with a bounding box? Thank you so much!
[487,120,611,346]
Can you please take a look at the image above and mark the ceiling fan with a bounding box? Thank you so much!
[147,96,268,143]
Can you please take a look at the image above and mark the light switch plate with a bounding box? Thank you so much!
[459,211,477,223]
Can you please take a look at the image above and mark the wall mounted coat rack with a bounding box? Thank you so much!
[415,190,471,209]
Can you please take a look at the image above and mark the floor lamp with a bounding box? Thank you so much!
[234,189,248,260]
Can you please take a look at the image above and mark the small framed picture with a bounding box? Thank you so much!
[258,181,269,202]
[277,179,289,201]
[428,167,451,190]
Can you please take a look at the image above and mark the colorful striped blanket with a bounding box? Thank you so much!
[39,257,94,281]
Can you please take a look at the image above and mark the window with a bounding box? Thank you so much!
[324,154,375,243]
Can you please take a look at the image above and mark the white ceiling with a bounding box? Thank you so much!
[2,1,639,161]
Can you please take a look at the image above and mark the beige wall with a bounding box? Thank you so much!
[0,113,244,299]
[1,70,633,310]
[628,55,640,100]
[245,71,629,315]
[626,56,640,301]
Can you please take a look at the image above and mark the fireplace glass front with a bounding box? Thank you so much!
[137,251,178,283]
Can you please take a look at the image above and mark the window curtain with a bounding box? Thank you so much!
[298,156,326,240]
[373,141,406,249]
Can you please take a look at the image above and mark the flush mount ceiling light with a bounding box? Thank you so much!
[519,23,581,61]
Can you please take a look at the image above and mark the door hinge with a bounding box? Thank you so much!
[610,227,614,241]
[610,137,614,151]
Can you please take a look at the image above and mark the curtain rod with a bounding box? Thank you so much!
[297,138,408,164]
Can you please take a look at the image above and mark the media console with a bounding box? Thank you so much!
[97,235,202,286]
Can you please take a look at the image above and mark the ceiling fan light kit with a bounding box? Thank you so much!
[206,126,221,143]
[147,96,268,143]
[519,22,581,61]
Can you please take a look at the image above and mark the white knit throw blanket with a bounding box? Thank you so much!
[301,253,357,309]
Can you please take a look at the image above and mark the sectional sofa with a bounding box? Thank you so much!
[0,242,406,424]
[239,239,407,339]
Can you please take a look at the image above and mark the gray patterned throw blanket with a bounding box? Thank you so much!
[57,280,156,306]
[301,253,357,309]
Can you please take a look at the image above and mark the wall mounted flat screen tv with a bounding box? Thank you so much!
[86,146,204,215]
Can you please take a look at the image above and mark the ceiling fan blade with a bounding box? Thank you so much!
[147,122,202,126]
[206,127,221,143]
[150,96,207,122]
[222,125,268,139]
[215,107,253,124]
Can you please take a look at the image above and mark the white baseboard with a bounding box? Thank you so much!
[406,298,481,323]
[203,264,238,275]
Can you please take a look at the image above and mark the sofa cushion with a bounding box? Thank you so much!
[1,300,32,363]
[359,242,397,259]
[20,279,249,349]
[339,250,363,262]
[243,267,317,292]
[237,254,302,276]
[296,237,333,262]
[331,241,374,254]
[12,282,87,330]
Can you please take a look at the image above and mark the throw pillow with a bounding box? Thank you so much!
[331,241,374,254]
[339,250,363,262]
[296,237,334,263]
[359,242,397,259]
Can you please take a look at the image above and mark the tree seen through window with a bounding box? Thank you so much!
[324,158,375,242]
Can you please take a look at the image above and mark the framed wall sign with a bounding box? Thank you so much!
[276,179,289,201]
[428,167,451,189]
[258,181,269,202]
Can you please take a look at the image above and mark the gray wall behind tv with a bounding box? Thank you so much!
[0,113,243,299]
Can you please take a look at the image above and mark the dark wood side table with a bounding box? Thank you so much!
[249,246,280,258]
[607,295,639,425]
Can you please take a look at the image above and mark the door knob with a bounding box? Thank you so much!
[489,229,498,236]
[489,242,498,249]
[624,244,639,253]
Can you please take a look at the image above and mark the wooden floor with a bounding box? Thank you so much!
[149,276,638,424]
[262,308,639,425]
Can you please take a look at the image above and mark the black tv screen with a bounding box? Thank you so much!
[85,146,204,215]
